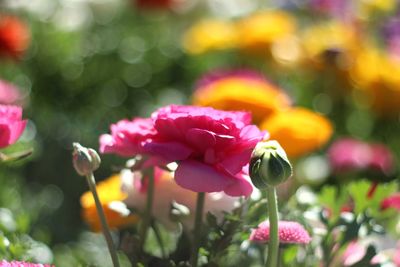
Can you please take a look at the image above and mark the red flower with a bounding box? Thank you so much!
[0,15,30,59]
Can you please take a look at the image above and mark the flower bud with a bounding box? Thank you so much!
[249,140,293,188]
[72,143,101,176]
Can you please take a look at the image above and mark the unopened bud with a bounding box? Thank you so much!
[72,143,101,176]
[249,140,293,188]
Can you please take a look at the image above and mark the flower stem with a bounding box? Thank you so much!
[139,169,155,251]
[191,192,205,267]
[86,173,120,267]
[266,186,279,267]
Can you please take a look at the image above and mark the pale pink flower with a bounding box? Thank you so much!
[342,241,367,266]
[249,220,311,244]
[99,118,157,157]
[0,80,22,105]
[146,105,265,197]
[0,105,26,148]
[122,167,239,229]
[0,260,53,267]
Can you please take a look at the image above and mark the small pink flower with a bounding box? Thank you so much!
[0,260,53,267]
[0,80,22,105]
[99,118,157,157]
[0,105,26,148]
[381,193,400,211]
[328,138,395,176]
[146,105,265,197]
[250,220,311,244]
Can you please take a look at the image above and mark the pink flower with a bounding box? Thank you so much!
[0,261,53,267]
[381,193,400,211]
[99,118,157,157]
[0,105,26,148]
[328,138,395,176]
[342,241,367,266]
[0,80,22,105]
[250,220,311,244]
[146,105,265,197]
[394,244,400,266]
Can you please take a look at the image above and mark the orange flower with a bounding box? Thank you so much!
[80,174,139,232]
[0,15,30,59]
[192,70,291,124]
[236,10,297,55]
[260,108,333,158]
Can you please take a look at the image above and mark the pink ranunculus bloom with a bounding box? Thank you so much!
[146,105,265,197]
[0,105,26,149]
[328,138,395,176]
[0,261,53,267]
[0,80,22,105]
[99,118,157,157]
[328,138,371,173]
[381,193,400,211]
[249,220,311,244]
[369,144,395,176]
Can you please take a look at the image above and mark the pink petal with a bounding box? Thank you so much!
[185,128,216,151]
[144,141,193,161]
[174,160,234,193]
[223,173,253,197]
[0,124,11,148]
[8,120,26,144]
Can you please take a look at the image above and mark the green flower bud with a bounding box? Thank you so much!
[249,140,293,188]
[72,143,101,176]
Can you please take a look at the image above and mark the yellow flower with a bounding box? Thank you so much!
[350,46,400,116]
[192,72,291,124]
[80,174,139,232]
[182,19,237,54]
[260,108,333,158]
[236,10,297,54]
[357,0,396,19]
[301,21,359,69]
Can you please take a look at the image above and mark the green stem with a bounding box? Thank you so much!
[151,220,167,259]
[266,186,279,267]
[86,173,120,267]
[191,192,205,267]
[139,169,155,251]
